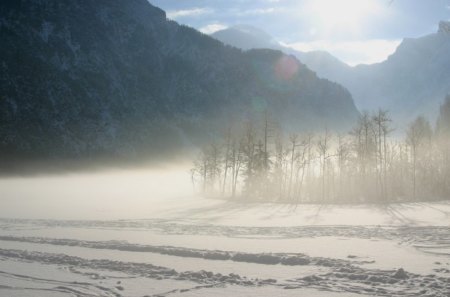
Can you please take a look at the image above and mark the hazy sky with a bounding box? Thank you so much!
[150,0,450,65]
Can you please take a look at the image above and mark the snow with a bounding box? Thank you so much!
[1,168,449,226]
[0,258,196,297]
[0,170,449,296]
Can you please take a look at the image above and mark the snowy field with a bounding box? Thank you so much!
[0,168,449,296]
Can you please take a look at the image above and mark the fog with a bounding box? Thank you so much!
[0,164,193,220]
[1,162,449,297]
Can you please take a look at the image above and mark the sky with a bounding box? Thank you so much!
[149,0,450,65]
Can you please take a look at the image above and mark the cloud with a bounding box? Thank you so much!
[238,7,279,16]
[282,39,402,66]
[199,23,228,34]
[166,7,213,19]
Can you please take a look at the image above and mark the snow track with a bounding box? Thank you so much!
[1,217,449,296]
[0,245,449,297]
[0,235,375,267]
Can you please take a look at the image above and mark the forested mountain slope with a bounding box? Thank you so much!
[0,0,358,165]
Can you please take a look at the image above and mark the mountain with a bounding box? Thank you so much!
[339,22,450,126]
[211,24,280,51]
[211,25,352,80]
[0,0,359,166]
[212,23,450,126]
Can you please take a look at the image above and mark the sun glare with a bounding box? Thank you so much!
[306,0,381,36]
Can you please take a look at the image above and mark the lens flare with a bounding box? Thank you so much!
[274,55,299,81]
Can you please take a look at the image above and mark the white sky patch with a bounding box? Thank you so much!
[199,23,228,34]
[282,39,402,66]
[298,0,388,40]
[166,7,213,19]
[305,0,382,27]
[238,7,278,16]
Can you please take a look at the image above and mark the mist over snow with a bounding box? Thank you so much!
[0,165,193,220]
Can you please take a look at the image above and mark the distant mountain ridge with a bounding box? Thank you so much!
[0,0,359,165]
[344,22,450,125]
[212,23,450,126]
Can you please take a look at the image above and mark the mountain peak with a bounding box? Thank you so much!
[211,24,280,51]
[438,21,450,34]
[230,25,273,42]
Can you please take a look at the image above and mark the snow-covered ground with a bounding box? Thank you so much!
[0,169,449,296]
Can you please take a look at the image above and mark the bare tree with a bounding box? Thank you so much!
[191,99,450,203]
[406,116,432,200]
[336,134,351,200]
[293,133,313,204]
[221,127,232,195]
[230,138,244,198]
[317,129,334,202]
[372,109,393,200]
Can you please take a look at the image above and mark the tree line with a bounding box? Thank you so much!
[191,95,450,204]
